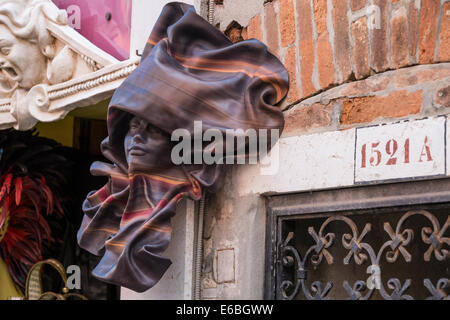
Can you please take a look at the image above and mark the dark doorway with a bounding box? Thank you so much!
[70,117,120,300]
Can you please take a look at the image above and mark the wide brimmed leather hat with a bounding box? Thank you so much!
[102,1,289,189]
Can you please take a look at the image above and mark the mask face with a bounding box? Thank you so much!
[124,116,173,173]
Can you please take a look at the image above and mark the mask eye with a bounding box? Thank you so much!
[129,118,141,131]
[147,124,166,136]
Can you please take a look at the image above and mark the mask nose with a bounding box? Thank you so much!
[132,124,147,144]
[132,133,145,144]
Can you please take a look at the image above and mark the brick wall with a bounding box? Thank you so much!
[218,0,450,134]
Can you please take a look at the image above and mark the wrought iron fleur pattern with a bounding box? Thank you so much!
[279,210,450,300]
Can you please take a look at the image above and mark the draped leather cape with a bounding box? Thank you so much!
[77,2,289,292]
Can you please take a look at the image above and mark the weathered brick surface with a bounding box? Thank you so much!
[279,0,296,47]
[340,90,423,125]
[371,0,390,72]
[284,46,301,103]
[438,2,450,62]
[340,77,390,96]
[418,0,440,64]
[393,67,450,88]
[317,34,335,88]
[332,0,352,82]
[285,103,334,133]
[284,63,449,129]
[241,27,248,40]
[313,0,327,34]
[264,2,280,57]
[221,0,446,112]
[247,15,263,42]
[351,17,370,80]
[408,1,420,62]
[296,0,316,98]
[351,0,366,12]
[390,7,409,69]
[313,0,335,89]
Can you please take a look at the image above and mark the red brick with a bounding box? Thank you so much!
[284,46,301,103]
[341,90,423,125]
[313,0,335,88]
[332,0,352,83]
[418,0,440,64]
[351,0,366,12]
[247,15,263,42]
[340,76,390,96]
[285,103,334,133]
[264,2,280,57]
[279,0,296,47]
[296,0,316,98]
[409,1,420,62]
[438,2,450,62]
[371,0,389,72]
[417,68,450,81]
[317,34,335,88]
[313,0,327,34]
[393,67,450,87]
[241,27,248,40]
[351,17,370,80]
[390,7,409,69]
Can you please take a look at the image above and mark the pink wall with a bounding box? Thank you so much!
[53,0,132,60]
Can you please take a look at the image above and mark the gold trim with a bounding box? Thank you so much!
[0,209,9,243]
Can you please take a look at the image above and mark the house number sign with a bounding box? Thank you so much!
[355,117,446,183]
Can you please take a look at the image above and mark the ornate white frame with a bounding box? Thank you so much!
[0,0,139,130]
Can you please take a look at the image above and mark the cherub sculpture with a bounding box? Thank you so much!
[0,0,75,97]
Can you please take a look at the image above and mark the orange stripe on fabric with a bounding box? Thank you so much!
[129,173,189,185]
[105,241,125,248]
[143,225,172,233]
[146,39,287,101]
[174,63,284,100]
[84,227,118,234]
[172,52,285,101]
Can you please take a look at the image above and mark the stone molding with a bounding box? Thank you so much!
[0,0,139,130]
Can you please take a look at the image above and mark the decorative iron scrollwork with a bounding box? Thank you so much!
[278,210,449,300]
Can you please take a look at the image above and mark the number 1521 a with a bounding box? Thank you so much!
[360,137,433,168]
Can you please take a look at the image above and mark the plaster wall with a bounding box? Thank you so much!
[202,115,450,299]
[130,0,205,58]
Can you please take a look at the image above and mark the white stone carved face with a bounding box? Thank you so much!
[0,24,47,90]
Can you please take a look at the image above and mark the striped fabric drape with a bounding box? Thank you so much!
[77,2,289,292]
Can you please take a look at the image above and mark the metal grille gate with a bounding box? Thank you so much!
[265,179,450,300]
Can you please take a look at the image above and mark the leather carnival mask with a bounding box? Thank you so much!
[77,2,289,292]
